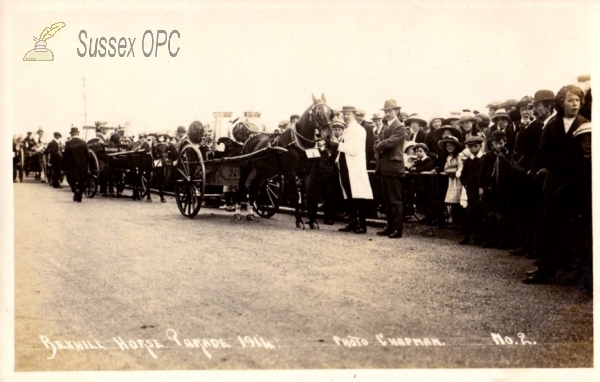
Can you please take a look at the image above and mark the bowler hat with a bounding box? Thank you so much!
[432,125,463,142]
[515,96,534,108]
[413,143,429,152]
[405,114,427,127]
[176,126,186,133]
[438,136,464,151]
[70,127,80,134]
[459,112,478,123]
[573,122,591,139]
[372,113,382,120]
[490,130,507,142]
[465,135,484,145]
[341,106,357,113]
[381,99,401,110]
[53,132,62,138]
[491,108,510,122]
[290,114,300,121]
[533,90,555,103]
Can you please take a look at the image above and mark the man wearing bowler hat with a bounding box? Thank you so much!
[326,106,373,234]
[63,127,89,202]
[509,89,555,258]
[374,99,406,238]
[46,132,64,188]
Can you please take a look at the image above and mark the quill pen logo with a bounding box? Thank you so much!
[23,22,66,61]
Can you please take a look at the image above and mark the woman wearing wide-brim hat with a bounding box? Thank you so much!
[432,125,463,143]
[438,135,465,152]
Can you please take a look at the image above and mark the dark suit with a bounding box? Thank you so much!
[460,154,484,242]
[46,139,62,187]
[359,119,376,169]
[579,89,592,121]
[375,118,406,233]
[63,137,89,201]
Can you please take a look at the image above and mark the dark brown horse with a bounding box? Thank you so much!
[234,94,333,229]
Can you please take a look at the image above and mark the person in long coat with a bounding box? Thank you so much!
[46,132,63,188]
[374,99,406,238]
[524,84,590,283]
[62,127,89,202]
[327,106,374,234]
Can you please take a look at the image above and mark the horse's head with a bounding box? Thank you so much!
[300,93,334,142]
[153,141,175,165]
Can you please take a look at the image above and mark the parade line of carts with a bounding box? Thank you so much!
[81,127,287,219]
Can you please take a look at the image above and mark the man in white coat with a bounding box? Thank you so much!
[326,106,374,234]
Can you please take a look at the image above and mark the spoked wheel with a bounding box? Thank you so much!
[253,174,284,218]
[85,150,99,198]
[174,144,205,218]
[137,171,151,199]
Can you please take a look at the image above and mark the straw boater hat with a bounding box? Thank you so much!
[490,108,510,122]
[405,114,427,127]
[438,135,464,151]
[381,99,401,110]
[341,106,357,113]
[432,125,463,142]
[573,122,591,139]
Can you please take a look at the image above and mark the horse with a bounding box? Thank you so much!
[128,138,154,202]
[150,139,178,202]
[234,94,333,229]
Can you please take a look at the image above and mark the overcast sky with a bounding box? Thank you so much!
[6,0,596,137]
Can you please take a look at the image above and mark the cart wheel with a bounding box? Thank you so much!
[18,148,25,182]
[174,144,205,218]
[85,150,99,198]
[254,174,284,218]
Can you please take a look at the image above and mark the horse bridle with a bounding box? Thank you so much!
[293,102,332,146]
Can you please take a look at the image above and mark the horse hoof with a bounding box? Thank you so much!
[161,199,167,203]
[246,214,256,221]
[147,199,152,203]
[234,214,242,221]
[295,221,305,230]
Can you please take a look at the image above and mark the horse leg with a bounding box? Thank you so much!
[160,167,167,203]
[234,169,249,221]
[145,171,152,202]
[288,174,304,229]
[304,171,320,230]
[246,175,260,221]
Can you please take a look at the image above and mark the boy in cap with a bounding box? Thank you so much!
[459,136,485,244]
[478,130,511,248]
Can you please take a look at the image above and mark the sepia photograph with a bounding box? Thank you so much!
[1,0,598,381]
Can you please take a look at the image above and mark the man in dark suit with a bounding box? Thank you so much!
[355,109,376,169]
[509,90,554,258]
[374,99,406,238]
[63,127,89,202]
[524,85,590,284]
[46,132,63,188]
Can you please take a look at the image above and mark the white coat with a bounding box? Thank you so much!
[336,120,374,200]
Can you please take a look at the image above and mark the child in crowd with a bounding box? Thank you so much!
[410,143,436,225]
[459,136,485,245]
[439,136,464,226]
[479,130,512,248]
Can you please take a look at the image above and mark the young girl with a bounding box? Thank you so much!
[438,135,464,225]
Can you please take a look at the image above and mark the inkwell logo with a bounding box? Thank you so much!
[23,22,66,61]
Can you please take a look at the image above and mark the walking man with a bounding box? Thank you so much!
[63,127,89,202]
